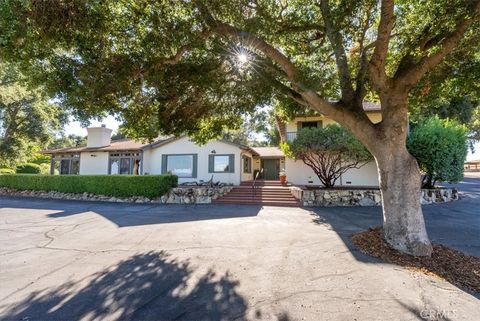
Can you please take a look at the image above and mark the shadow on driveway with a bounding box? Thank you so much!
[0,251,247,321]
[0,196,262,227]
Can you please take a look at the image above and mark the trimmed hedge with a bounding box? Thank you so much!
[16,163,42,174]
[0,168,15,174]
[0,174,178,198]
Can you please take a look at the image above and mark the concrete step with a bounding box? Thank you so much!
[240,181,287,186]
[225,195,295,199]
[214,183,300,206]
[227,190,293,194]
[233,186,293,190]
[226,192,293,197]
[215,196,298,202]
[213,199,301,206]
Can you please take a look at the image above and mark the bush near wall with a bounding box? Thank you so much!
[16,163,42,174]
[0,174,178,198]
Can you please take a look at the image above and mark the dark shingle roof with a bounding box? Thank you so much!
[42,138,171,154]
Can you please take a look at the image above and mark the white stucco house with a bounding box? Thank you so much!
[43,104,381,187]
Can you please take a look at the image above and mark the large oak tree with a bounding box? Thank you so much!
[1,0,479,256]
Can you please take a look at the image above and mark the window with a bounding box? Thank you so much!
[214,155,229,172]
[109,152,142,175]
[162,154,197,178]
[51,154,80,175]
[110,159,120,174]
[243,156,252,173]
[209,154,234,173]
[60,159,70,175]
[299,121,322,129]
[133,159,141,175]
[71,159,80,175]
[120,158,131,174]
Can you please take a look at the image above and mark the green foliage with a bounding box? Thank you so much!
[15,163,42,174]
[410,95,480,142]
[0,63,67,167]
[222,108,270,146]
[0,174,178,198]
[407,116,468,188]
[28,153,51,165]
[48,134,87,150]
[1,1,477,143]
[288,125,372,187]
[279,141,293,158]
[0,168,15,174]
[470,107,480,142]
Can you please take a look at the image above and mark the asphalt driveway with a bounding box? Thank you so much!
[0,175,479,321]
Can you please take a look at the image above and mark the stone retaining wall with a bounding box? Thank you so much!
[0,186,233,204]
[0,186,459,206]
[298,187,459,207]
[160,186,233,204]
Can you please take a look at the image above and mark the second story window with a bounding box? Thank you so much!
[299,121,322,129]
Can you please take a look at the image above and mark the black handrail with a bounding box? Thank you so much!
[252,168,263,199]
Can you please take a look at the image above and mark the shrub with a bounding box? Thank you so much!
[285,125,372,187]
[0,174,178,198]
[16,163,42,174]
[0,168,15,174]
[407,116,468,188]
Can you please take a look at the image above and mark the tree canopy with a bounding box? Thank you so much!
[0,63,67,167]
[1,0,478,143]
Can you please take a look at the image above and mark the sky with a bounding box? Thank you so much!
[64,115,121,137]
[64,116,480,161]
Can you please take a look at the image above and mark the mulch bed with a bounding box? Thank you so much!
[352,227,480,294]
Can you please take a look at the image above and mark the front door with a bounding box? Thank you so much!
[262,159,280,180]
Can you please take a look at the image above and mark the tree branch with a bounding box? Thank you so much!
[355,3,376,100]
[368,0,395,92]
[394,1,480,89]
[195,1,378,149]
[318,0,355,102]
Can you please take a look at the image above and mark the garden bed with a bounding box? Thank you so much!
[0,185,233,205]
[352,227,480,294]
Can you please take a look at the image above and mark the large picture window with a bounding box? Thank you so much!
[209,154,234,173]
[109,152,141,175]
[162,154,197,178]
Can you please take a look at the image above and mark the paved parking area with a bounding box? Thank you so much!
[0,175,478,320]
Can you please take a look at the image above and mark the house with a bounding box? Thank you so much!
[465,159,480,171]
[275,102,382,186]
[43,103,382,187]
[43,126,258,185]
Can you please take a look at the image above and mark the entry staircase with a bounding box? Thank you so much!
[213,180,301,206]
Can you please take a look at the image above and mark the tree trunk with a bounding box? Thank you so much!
[370,92,433,256]
[375,144,432,256]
